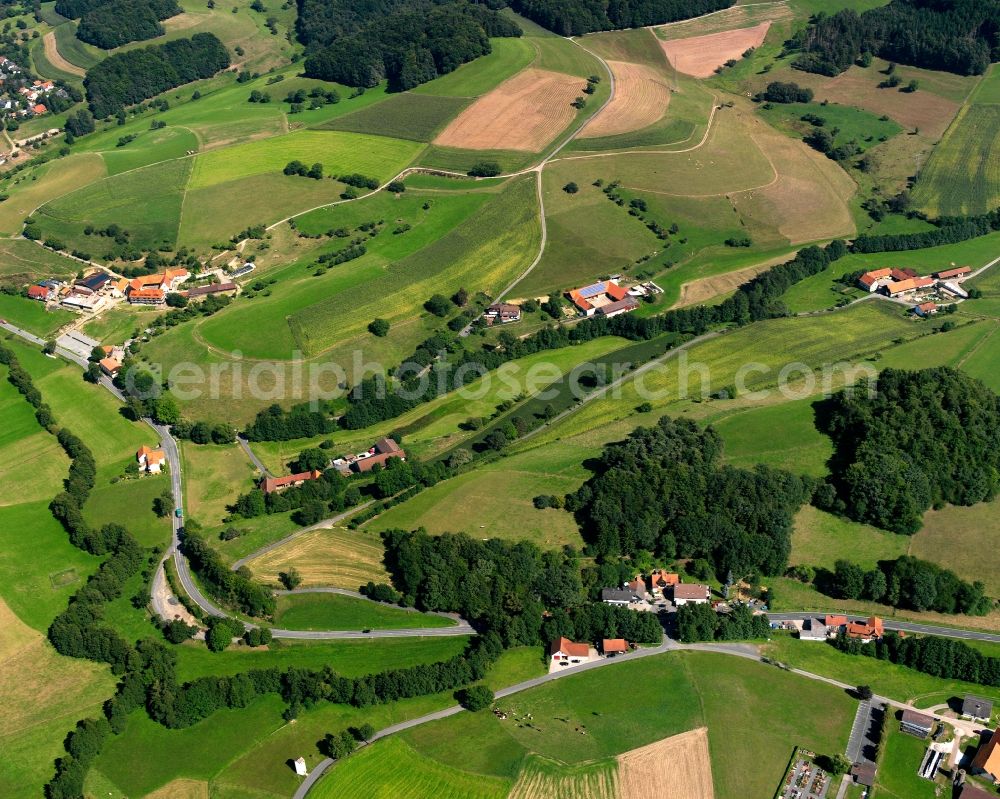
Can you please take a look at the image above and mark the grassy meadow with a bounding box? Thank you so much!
[271,593,455,632]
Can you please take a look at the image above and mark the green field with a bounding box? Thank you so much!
[0,238,85,282]
[790,506,909,572]
[83,476,172,549]
[912,104,1000,216]
[271,593,455,631]
[312,737,511,799]
[711,396,833,478]
[320,93,470,141]
[760,100,902,154]
[0,294,73,338]
[35,157,192,253]
[188,130,423,190]
[99,125,200,176]
[313,651,856,799]
[414,37,536,98]
[191,187,494,360]
[875,726,939,799]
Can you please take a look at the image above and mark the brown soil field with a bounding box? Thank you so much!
[661,22,771,79]
[146,779,210,799]
[818,72,960,139]
[246,527,389,588]
[655,1,791,40]
[674,259,784,309]
[580,61,672,138]
[434,68,582,152]
[617,727,714,799]
[42,31,85,78]
[729,112,856,245]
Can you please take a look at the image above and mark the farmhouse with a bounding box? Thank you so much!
[128,287,165,305]
[350,437,406,473]
[914,302,938,317]
[550,636,589,666]
[602,638,629,656]
[672,584,710,606]
[567,281,639,318]
[649,569,679,592]
[485,302,521,324]
[108,278,129,298]
[626,576,649,602]
[798,618,829,641]
[935,266,972,280]
[126,268,190,303]
[847,616,884,642]
[136,445,165,474]
[882,277,935,297]
[857,268,892,292]
[900,709,934,739]
[99,357,121,378]
[27,284,50,301]
[260,469,323,494]
[962,696,993,722]
[973,731,1000,782]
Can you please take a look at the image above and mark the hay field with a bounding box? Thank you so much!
[245,527,389,589]
[912,104,1000,216]
[660,22,771,78]
[434,68,582,152]
[0,598,115,799]
[729,111,856,244]
[0,152,106,235]
[654,1,792,40]
[581,61,671,138]
[41,30,85,77]
[181,442,257,528]
[618,728,714,799]
[508,756,618,799]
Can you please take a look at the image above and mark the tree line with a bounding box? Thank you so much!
[826,556,992,616]
[853,208,1000,253]
[84,32,230,119]
[832,630,1000,687]
[676,603,772,643]
[790,0,1000,77]
[509,0,735,36]
[180,523,276,617]
[381,528,661,647]
[566,416,810,579]
[339,241,848,430]
[816,367,1000,534]
[301,0,521,91]
[72,0,181,50]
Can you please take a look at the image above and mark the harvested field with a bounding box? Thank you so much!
[507,755,618,799]
[41,31,85,78]
[145,779,209,799]
[819,72,960,139]
[730,112,856,244]
[245,527,389,589]
[617,727,714,799]
[654,1,791,40]
[581,61,671,138]
[661,23,770,79]
[433,68,581,152]
[673,259,782,308]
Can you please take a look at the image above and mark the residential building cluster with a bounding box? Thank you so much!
[0,58,65,121]
[857,264,973,312]
[601,570,710,608]
[259,438,407,494]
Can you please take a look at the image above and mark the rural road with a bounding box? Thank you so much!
[237,435,273,477]
[291,633,987,799]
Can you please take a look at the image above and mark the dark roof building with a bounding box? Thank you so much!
[849,762,876,787]
[900,709,934,738]
[186,282,237,297]
[963,696,994,721]
[601,588,637,605]
[76,271,110,291]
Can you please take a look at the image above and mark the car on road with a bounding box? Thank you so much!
[175,508,183,518]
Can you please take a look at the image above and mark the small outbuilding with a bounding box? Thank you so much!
[963,696,994,722]
[900,709,934,739]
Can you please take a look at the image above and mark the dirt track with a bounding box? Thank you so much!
[661,22,771,78]
[41,32,85,78]
[434,68,582,152]
[581,61,671,138]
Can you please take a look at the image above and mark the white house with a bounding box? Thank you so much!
[672,584,710,606]
[137,445,165,474]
